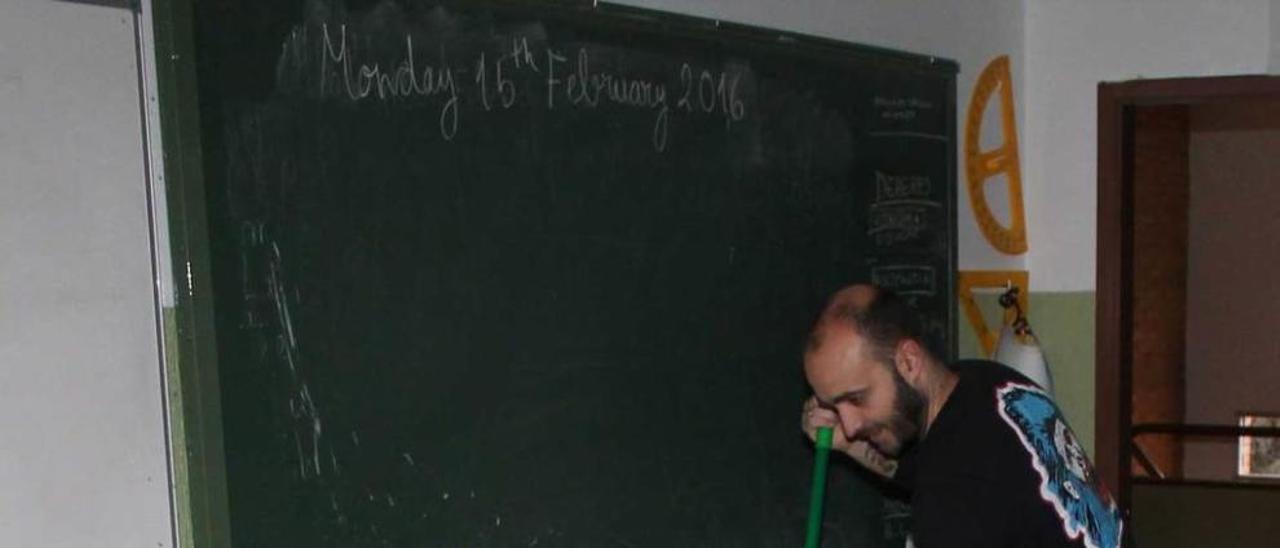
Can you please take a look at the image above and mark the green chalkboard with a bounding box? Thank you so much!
[182,0,955,545]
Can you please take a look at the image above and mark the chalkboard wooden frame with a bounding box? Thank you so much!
[150,0,233,545]
[152,1,958,546]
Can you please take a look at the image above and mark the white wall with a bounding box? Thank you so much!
[1023,0,1272,292]
[1272,0,1280,73]
[0,1,172,546]
[616,0,1029,273]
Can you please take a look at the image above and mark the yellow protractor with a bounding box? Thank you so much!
[964,55,1028,255]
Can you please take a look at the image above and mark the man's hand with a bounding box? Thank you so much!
[800,396,898,479]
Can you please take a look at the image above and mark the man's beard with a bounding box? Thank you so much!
[884,365,927,455]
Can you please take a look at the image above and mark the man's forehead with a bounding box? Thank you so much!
[806,324,878,388]
[810,322,865,359]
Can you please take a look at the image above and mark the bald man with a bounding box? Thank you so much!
[799,284,1125,548]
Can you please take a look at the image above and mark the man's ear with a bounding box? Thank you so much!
[894,339,926,383]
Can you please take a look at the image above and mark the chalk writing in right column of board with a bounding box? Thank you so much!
[867,171,940,246]
[868,95,948,141]
[871,264,937,297]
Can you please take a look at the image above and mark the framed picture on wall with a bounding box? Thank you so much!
[1238,413,1280,479]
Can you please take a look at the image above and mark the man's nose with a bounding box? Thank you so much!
[836,406,864,440]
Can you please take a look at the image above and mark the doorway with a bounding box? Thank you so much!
[1097,75,1280,546]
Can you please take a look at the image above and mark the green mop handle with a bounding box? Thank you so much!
[804,426,834,548]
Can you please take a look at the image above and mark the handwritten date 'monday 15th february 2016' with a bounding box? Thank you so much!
[316,24,747,151]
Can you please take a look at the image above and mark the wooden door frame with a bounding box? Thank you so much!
[1096,74,1280,511]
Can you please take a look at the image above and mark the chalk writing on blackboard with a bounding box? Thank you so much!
[872,95,933,121]
[867,171,940,246]
[312,24,749,151]
[319,25,461,137]
[867,95,947,141]
[870,264,936,297]
[875,170,932,202]
[238,220,268,330]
